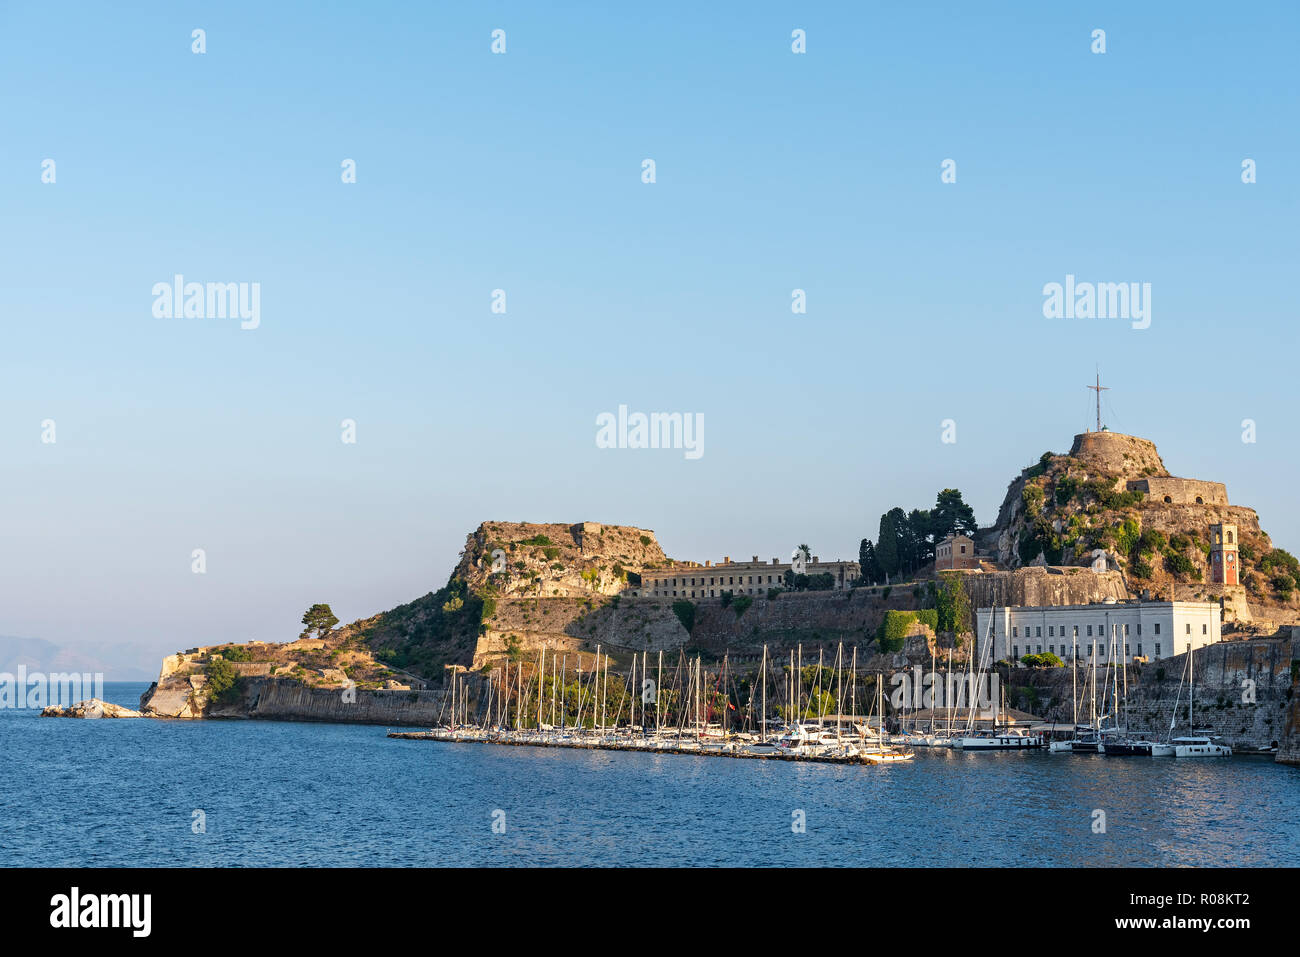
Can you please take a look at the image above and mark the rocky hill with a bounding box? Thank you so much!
[980,431,1298,631]
[455,521,667,598]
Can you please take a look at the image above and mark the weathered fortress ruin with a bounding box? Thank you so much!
[130,429,1300,766]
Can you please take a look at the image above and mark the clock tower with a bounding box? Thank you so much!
[1209,523,1238,585]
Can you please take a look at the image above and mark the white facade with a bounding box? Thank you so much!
[975,600,1221,665]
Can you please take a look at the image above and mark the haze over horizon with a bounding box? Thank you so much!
[3,3,1296,674]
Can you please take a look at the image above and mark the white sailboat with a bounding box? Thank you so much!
[1173,641,1231,757]
[955,604,1042,751]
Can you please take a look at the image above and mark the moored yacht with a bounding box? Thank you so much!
[956,728,1043,750]
[1173,733,1231,757]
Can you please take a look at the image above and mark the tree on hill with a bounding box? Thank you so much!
[905,508,933,570]
[931,488,978,540]
[859,538,883,584]
[204,657,239,704]
[870,491,977,580]
[300,603,339,640]
[876,509,905,579]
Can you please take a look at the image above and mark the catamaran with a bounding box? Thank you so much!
[1172,641,1231,757]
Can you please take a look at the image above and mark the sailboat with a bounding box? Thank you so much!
[744,644,784,756]
[858,671,914,763]
[1049,631,1081,752]
[955,605,1043,751]
[1102,627,1164,756]
[1172,641,1231,757]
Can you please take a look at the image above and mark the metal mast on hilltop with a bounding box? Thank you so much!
[1087,368,1109,432]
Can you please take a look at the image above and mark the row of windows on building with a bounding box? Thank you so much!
[1014,643,1171,659]
[1010,622,1208,639]
[649,573,782,597]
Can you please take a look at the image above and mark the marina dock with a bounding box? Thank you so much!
[387,729,896,764]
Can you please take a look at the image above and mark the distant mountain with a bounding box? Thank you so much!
[0,635,155,681]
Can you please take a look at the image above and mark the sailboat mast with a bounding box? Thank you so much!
[797,644,803,722]
[657,650,663,731]
[929,643,936,733]
[1090,638,1097,729]
[761,644,768,742]
[836,643,843,739]
[816,647,824,724]
[946,649,953,733]
[1071,629,1078,727]
[851,645,858,724]
[788,650,794,723]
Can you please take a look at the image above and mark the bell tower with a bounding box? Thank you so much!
[1209,523,1238,585]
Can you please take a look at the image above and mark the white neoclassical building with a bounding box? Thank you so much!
[975,599,1221,665]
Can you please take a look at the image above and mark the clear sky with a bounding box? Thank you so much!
[2,2,1296,674]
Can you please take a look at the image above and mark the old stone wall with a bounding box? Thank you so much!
[963,568,1128,613]
[1128,477,1229,506]
[1013,637,1296,755]
[472,571,1131,668]
[1068,431,1167,478]
[233,678,459,726]
[1274,631,1300,766]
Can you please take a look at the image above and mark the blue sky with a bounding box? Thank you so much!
[2,2,1296,673]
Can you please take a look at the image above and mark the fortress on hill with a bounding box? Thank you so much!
[1069,430,1227,505]
[132,418,1300,764]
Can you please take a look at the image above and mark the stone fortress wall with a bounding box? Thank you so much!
[1127,476,1229,506]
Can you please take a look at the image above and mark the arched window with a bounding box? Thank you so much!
[1195,496,1204,505]
[1163,495,1172,504]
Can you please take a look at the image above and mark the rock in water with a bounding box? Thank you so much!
[40,699,143,719]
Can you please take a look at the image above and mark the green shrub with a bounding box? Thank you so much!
[671,600,696,633]
[1165,550,1196,578]
[1024,452,1053,480]
[1115,518,1143,556]
[204,657,239,704]
[1138,527,1170,556]
[1022,484,1045,518]
[1054,476,1080,504]
[732,595,753,617]
[877,610,917,652]
[1020,652,1063,668]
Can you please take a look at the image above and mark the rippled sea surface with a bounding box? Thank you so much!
[2,683,1296,867]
